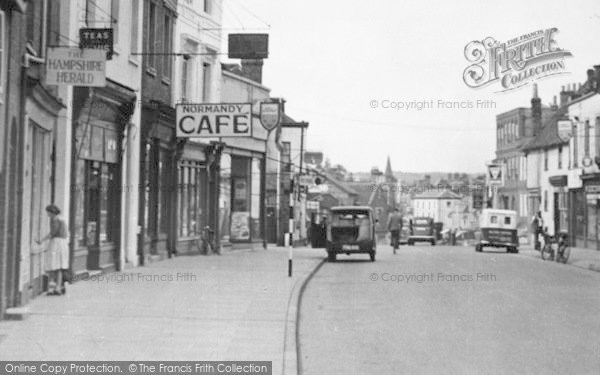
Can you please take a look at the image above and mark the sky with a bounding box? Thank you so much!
[221,0,600,173]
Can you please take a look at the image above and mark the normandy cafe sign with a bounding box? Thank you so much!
[463,27,572,92]
[45,47,106,87]
[176,103,252,138]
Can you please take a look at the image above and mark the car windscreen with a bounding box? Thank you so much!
[413,219,431,225]
[331,211,370,226]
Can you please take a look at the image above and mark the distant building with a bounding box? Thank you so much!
[412,190,462,230]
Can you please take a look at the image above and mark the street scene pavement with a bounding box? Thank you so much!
[0,247,323,373]
[298,244,600,374]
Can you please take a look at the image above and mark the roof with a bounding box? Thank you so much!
[331,206,374,212]
[413,190,462,200]
[308,169,359,196]
[521,106,568,152]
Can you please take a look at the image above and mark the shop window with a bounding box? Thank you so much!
[250,158,263,239]
[231,156,251,241]
[178,162,206,238]
[143,141,170,241]
[73,159,118,247]
[587,203,596,241]
[219,154,232,242]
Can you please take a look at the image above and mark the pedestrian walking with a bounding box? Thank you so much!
[531,211,544,250]
[387,208,403,253]
[37,204,69,295]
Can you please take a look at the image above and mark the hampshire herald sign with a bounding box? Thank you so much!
[176,103,252,138]
[463,28,572,92]
[45,47,106,86]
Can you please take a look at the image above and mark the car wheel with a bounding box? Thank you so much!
[431,240,436,246]
[370,251,375,262]
[475,244,482,252]
[327,251,336,262]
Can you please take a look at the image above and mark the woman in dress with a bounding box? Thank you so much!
[37,204,69,295]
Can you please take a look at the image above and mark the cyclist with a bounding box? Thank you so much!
[387,208,403,253]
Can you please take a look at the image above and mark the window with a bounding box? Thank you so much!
[130,0,139,54]
[544,149,548,171]
[178,162,206,238]
[163,14,172,79]
[111,0,119,45]
[204,0,212,13]
[202,62,211,101]
[446,201,451,208]
[504,216,511,225]
[573,123,578,167]
[181,57,189,101]
[558,146,563,169]
[543,190,548,212]
[584,120,590,157]
[596,117,600,160]
[147,1,156,69]
[74,160,118,247]
[86,0,96,26]
[282,142,291,172]
[490,216,497,224]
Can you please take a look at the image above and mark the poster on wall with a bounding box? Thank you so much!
[230,211,250,241]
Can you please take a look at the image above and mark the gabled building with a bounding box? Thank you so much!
[564,66,600,250]
[495,84,555,234]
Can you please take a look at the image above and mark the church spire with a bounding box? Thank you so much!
[385,156,395,182]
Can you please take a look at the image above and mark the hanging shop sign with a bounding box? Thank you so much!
[176,103,252,138]
[228,33,269,59]
[557,120,573,142]
[79,28,114,60]
[486,163,504,186]
[260,102,280,131]
[45,47,106,87]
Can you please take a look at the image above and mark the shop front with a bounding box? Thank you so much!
[579,174,600,250]
[219,147,265,250]
[138,102,176,263]
[70,83,136,275]
[175,141,207,254]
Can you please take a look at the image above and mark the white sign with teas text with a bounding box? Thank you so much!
[45,47,106,87]
[176,103,253,138]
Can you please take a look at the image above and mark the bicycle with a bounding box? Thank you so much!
[540,231,570,263]
[198,225,220,255]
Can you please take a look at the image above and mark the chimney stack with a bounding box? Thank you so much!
[241,59,264,84]
[531,83,542,136]
[560,85,570,106]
